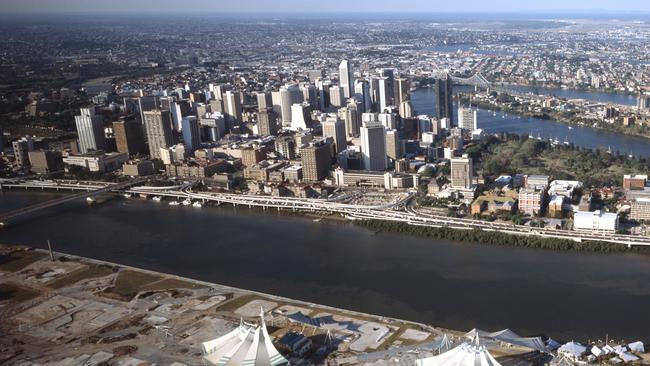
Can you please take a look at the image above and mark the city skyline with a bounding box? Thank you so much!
[2,0,650,14]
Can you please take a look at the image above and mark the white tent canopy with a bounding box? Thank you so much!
[416,334,502,366]
[201,310,289,366]
[464,328,551,353]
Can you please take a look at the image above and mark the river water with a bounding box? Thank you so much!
[1,191,649,343]
[411,88,650,158]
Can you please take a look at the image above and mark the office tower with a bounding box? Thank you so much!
[200,112,226,142]
[170,101,183,132]
[458,106,478,131]
[417,116,433,137]
[274,135,296,160]
[376,77,390,113]
[360,121,388,171]
[321,114,347,154]
[340,101,361,137]
[279,85,303,126]
[380,68,395,106]
[354,79,372,113]
[329,85,345,108]
[28,150,63,174]
[399,100,414,118]
[394,77,410,105]
[224,90,242,130]
[300,139,331,182]
[113,117,146,156]
[369,77,381,112]
[12,137,34,168]
[339,60,353,98]
[181,116,201,153]
[241,146,266,167]
[256,92,272,112]
[195,103,208,118]
[75,107,106,154]
[378,112,397,130]
[143,110,175,160]
[385,129,401,161]
[257,109,278,136]
[307,69,324,83]
[638,94,649,111]
[317,79,332,111]
[291,103,310,130]
[300,83,318,108]
[435,74,454,121]
[209,98,224,114]
[451,154,473,189]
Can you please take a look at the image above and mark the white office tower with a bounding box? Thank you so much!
[361,121,388,171]
[223,90,242,131]
[377,77,390,113]
[378,112,397,130]
[339,59,353,98]
[212,84,226,101]
[201,312,289,366]
[280,84,302,126]
[458,106,478,131]
[440,117,451,130]
[354,79,372,113]
[322,114,347,153]
[385,129,401,161]
[329,85,345,108]
[170,101,183,132]
[181,116,200,153]
[256,91,272,112]
[291,103,310,130]
[75,107,106,154]
[399,100,414,118]
[451,154,474,189]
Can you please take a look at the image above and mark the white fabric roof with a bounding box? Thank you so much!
[201,315,288,366]
[558,342,587,360]
[628,341,645,353]
[416,335,502,366]
[464,328,550,353]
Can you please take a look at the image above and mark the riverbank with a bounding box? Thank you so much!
[354,219,641,253]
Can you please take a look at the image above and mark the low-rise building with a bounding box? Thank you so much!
[573,210,619,232]
[630,198,650,221]
[123,160,157,176]
[28,150,63,174]
[518,187,545,216]
[470,191,518,216]
[244,160,286,182]
[623,174,647,190]
[277,331,312,357]
[165,159,228,178]
[63,151,128,173]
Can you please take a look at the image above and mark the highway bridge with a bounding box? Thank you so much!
[0,178,146,226]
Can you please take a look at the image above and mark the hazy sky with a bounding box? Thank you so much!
[1,0,650,14]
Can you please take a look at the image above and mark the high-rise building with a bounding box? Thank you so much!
[376,77,391,113]
[329,85,345,108]
[143,110,175,160]
[12,137,34,168]
[450,154,473,189]
[75,107,106,154]
[399,100,414,118]
[300,139,331,182]
[385,129,401,161]
[257,109,278,136]
[378,112,397,130]
[354,79,372,113]
[274,135,296,160]
[291,103,310,130]
[321,114,347,154]
[113,117,146,156]
[339,60,353,98]
[380,68,395,107]
[458,106,478,131]
[224,91,243,130]
[435,74,454,121]
[280,85,302,125]
[200,112,226,142]
[182,116,201,153]
[256,92,272,112]
[360,121,388,171]
[394,77,410,105]
[170,101,183,132]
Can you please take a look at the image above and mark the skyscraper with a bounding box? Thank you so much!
[75,107,106,154]
[280,85,303,126]
[360,121,388,171]
[377,77,390,113]
[380,68,395,106]
[182,116,201,153]
[12,136,34,168]
[354,79,372,113]
[224,90,243,130]
[451,154,473,189]
[321,114,347,154]
[435,74,454,121]
[256,92,272,112]
[300,139,331,182]
[385,129,402,161]
[143,110,175,160]
[290,103,310,130]
[394,77,410,105]
[257,109,278,136]
[329,85,345,108]
[340,100,361,138]
[458,106,478,131]
[113,117,146,156]
[339,60,353,99]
